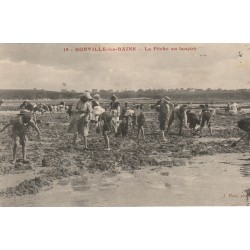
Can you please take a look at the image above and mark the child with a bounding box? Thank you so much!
[116,116,129,138]
[91,94,102,126]
[136,104,146,141]
[158,96,174,141]
[186,110,200,131]
[199,104,213,137]
[97,111,113,151]
[131,104,145,141]
[0,109,41,164]
[110,95,120,133]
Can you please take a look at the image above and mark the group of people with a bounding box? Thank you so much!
[0,93,215,164]
[67,92,145,151]
[20,100,69,114]
[151,96,214,140]
[0,100,71,164]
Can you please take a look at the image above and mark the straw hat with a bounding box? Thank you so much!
[163,96,171,102]
[80,92,93,100]
[84,92,93,100]
[94,94,100,100]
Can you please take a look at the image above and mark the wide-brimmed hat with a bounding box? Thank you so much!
[94,94,100,100]
[17,109,32,116]
[85,92,93,100]
[80,92,93,100]
[163,96,171,102]
[111,94,117,100]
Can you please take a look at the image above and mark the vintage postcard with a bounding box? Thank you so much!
[0,43,250,206]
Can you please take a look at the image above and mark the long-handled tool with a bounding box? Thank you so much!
[230,134,248,147]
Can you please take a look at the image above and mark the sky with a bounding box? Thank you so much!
[0,43,249,92]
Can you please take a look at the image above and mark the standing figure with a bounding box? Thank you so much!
[226,102,230,115]
[96,111,113,151]
[67,92,93,149]
[91,94,101,123]
[158,96,174,141]
[136,104,146,141]
[0,109,41,164]
[120,101,129,119]
[166,104,188,136]
[110,95,121,133]
[231,102,238,115]
[199,104,213,137]
[131,104,145,141]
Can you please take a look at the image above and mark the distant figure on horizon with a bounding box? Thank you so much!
[231,102,238,114]
[226,102,231,115]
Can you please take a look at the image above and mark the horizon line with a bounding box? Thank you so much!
[1,88,250,92]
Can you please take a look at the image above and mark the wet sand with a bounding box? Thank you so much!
[1,109,250,206]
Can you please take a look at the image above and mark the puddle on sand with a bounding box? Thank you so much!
[0,172,36,190]
[197,137,235,143]
[1,153,250,206]
[0,111,19,116]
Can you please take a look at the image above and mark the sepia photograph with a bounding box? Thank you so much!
[0,43,250,206]
[2,1,250,250]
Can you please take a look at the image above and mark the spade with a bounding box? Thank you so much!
[230,134,248,147]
